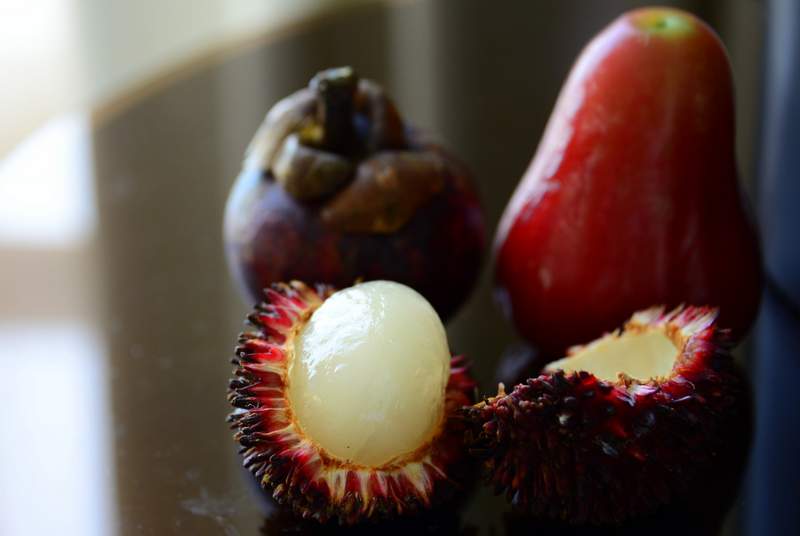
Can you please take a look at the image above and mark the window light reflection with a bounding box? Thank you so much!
[0,322,117,536]
[0,113,96,247]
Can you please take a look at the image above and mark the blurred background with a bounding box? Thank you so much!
[0,0,797,534]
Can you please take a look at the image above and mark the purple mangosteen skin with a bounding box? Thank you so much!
[224,149,485,320]
[223,68,486,319]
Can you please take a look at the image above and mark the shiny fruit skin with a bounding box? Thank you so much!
[224,148,485,320]
[495,8,762,356]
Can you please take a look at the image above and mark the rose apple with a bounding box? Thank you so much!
[495,8,762,356]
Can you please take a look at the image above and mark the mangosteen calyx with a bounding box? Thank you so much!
[244,67,454,234]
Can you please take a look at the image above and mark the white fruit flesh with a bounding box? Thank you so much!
[288,280,451,467]
[545,330,678,382]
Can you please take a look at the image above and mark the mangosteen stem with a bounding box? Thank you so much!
[309,67,358,154]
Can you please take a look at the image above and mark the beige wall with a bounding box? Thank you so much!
[0,0,369,157]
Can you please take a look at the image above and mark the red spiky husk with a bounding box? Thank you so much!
[228,281,476,524]
[465,306,750,524]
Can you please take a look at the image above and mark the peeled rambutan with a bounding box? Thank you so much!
[228,280,476,524]
[464,306,751,524]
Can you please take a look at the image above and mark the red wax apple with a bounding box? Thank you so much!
[495,7,762,356]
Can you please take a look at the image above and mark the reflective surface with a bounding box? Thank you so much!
[0,0,768,534]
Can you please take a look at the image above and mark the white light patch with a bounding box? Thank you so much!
[0,113,96,246]
[0,322,117,536]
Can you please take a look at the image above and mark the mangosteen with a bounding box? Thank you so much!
[224,67,486,319]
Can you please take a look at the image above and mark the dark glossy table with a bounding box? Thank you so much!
[2,1,787,535]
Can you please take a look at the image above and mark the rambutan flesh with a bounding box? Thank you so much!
[465,306,751,524]
[228,280,476,524]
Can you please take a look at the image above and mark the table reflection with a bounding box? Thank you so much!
[0,0,770,534]
[0,323,116,535]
